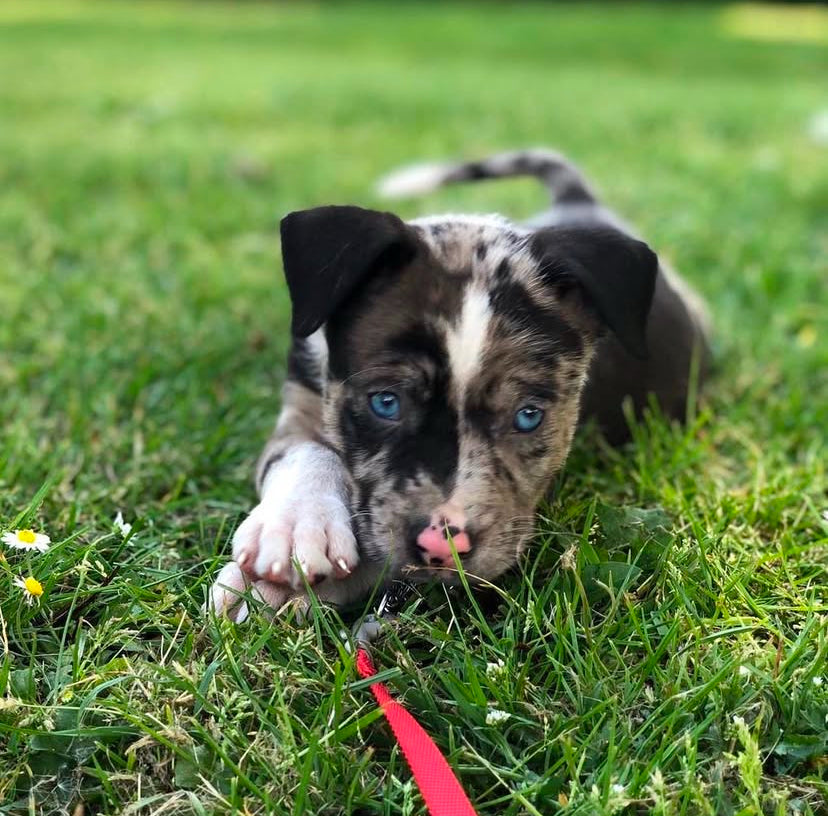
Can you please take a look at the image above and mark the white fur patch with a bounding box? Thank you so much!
[305,327,329,374]
[376,162,452,198]
[446,286,492,393]
[235,442,358,587]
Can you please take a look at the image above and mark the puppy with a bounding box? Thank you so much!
[209,149,711,621]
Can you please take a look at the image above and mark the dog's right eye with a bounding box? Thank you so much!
[368,391,401,421]
[513,404,544,432]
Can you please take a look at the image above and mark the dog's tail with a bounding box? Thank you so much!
[376,148,597,206]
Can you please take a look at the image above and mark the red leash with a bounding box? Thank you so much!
[356,647,478,816]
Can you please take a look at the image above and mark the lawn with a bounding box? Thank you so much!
[0,1,826,813]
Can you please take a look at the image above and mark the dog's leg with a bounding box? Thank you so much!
[243,382,359,587]
[209,353,359,619]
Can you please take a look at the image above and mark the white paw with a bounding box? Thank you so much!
[232,484,358,589]
[207,561,296,622]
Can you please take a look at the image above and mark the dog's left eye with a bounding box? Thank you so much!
[513,405,544,432]
[369,391,401,421]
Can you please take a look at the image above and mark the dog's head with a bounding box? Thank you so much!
[281,206,657,584]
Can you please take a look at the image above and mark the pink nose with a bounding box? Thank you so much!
[415,506,472,567]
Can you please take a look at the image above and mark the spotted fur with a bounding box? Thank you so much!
[209,149,711,617]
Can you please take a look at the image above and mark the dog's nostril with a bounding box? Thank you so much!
[442,525,462,539]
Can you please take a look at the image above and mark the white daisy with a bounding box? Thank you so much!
[3,529,50,553]
[14,575,44,605]
[113,511,132,537]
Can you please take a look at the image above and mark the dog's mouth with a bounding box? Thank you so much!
[401,562,465,580]
[399,566,471,589]
[400,533,485,583]
[354,515,514,583]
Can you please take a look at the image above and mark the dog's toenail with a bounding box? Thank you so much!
[270,561,282,577]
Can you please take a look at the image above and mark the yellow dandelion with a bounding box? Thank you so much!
[3,529,51,553]
[14,575,44,605]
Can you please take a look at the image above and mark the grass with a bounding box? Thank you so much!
[0,1,826,813]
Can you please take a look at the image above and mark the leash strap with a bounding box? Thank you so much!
[356,648,478,816]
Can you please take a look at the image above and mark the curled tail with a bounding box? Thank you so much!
[376,148,596,206]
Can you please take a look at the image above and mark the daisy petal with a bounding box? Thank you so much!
[113,511,132,537]
[4,529,51,553]
[14,575,44,605]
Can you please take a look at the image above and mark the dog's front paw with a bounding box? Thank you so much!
[207,561,295,622]
[232,489,358,589]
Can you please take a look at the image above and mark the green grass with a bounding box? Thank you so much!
[1,1,827,813]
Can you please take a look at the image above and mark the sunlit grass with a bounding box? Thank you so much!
[0,2,826,813]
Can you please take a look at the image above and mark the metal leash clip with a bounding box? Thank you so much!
[349,580,417,650]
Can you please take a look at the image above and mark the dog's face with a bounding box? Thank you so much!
[281,207,657,584]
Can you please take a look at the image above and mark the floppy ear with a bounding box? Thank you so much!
[280,205,419,337]
[531,225,658,359]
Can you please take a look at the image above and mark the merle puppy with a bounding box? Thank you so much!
[209,149,710,620]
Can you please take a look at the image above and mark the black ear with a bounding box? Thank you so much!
[280,205,419,337]
[531,225,658,359]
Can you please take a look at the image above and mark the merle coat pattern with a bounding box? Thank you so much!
[209,149,710,620]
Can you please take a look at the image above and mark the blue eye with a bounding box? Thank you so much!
[514,405,544,432]
[369,391,401,421]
